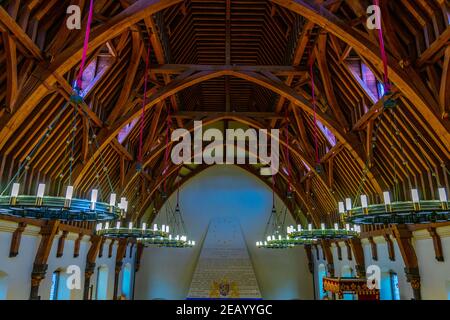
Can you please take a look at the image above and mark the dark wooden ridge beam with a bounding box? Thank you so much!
[148,64,307,76]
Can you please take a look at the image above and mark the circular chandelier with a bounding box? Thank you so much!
[137,187,195,248]
[256,236,316,249]
[287,223,360,240]
[335,92,450,226]
[96,221,170,239]
[339,189,449,225]
[0,92,123,222]
[139,234,195,248]
[0,185,121,221]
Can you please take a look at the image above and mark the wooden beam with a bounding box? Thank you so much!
[9,222,26,257]
[0,0,181,150]
[84,235,103,300]
[30,221,60,300]
[272,0,450,151]
[427,227,444,262]
[56,230,68,258]
[383,234,395,262]
[2,31,18,112]
[368,236,378,261]
[439,46,450,118]
[349,238,365,277]
[392,225,421,300]
[417,27,450,67]
[113,239,128,300]
[0,7,43,60]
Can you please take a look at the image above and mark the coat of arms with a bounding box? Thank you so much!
[209,278,239,298]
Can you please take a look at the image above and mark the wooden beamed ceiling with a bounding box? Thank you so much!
[0,0,448,228]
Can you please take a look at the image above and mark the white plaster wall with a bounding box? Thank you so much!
[0,220,135,300]
[134,165,314,300]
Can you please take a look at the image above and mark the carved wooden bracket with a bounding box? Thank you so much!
[383,234,395,261]
[108,239,115,258]
[335,242,342,261]
[427,227,444,262]
[135,243,144,273]
[304,244,314,274]
[56,230,68,258]
[113,239,128,300]
[98,237,106,258]
[83,235,103,300]
[73,233,83,258]
[368,236,378,261]
[9,222,27,257]
[314,244,319,260]
[393,225,421,300]
[344,241,352,261]
[30,221,60,300]
[349,238,365,277]
[321,240,335,277]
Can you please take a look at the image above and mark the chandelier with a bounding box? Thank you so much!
[0,90,121,222]
[138,187,194,248]
[336,92,450,226]
[287,222,360,241]
[339,189,449,225]
[96,220,170,239]
[256,186,316,249]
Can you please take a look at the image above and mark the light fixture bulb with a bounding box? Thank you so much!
[11,183,20,197]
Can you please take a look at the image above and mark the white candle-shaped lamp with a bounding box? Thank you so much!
[109,193,116,210]
[298,224,302,231]
[166,225,170,233]
[345,223,350,231]
[308,223,312,231]
[142,223,147,231]
[36,184,45,206]
[321,223,325,230]
[438,187,448,210]
[10,183,20,205]
[64,186,74,208]
[105,222,109,230]
[383,191,392,212]
[411,189,420,210]
[361,194,368,214]
[345,198,352,211]
[116,221,121,229]
[334,223,339,230]
[128,222,133,230]
[90,189,98,210]
[338,201,345,214]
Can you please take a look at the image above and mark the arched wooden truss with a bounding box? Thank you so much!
[0,0,448,230]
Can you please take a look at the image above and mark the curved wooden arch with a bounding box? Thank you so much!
[135,158,320,226]
[0,0,183,150]
[272,0,450,151]
[146,164,308,226]
[74,69,382,193]
[118,114,329,194]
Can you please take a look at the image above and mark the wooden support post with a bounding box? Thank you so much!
[83,235,102,300]
[30,221,60,300]
[108,239,115,258]
[368,236,378,261]
[314,244,320,260]
[335,242,342,261]
[392,225,421,300]
[98,237,106,258]
[321,240,334,277]
[73,233,83,258]
[9,222,26,257]
[384,234,395,261]
[427,227,444,262]
[134,243,144,273]
[304,245,314,273]
[56,230,68,258]
[349,238,365,277]
[113,239,128,300]
[345,241,353,261]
